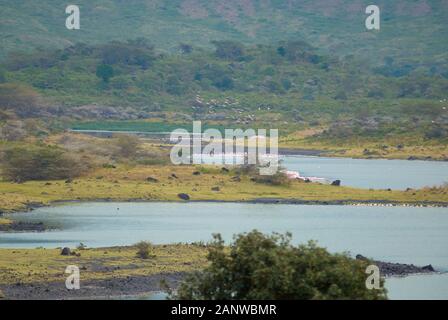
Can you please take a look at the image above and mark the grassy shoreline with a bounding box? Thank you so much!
[1,164,448,215]
[0,244,208,299]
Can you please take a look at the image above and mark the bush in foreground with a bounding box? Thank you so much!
[171,231,387,300]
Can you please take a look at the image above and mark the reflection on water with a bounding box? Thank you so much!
[386,273,448,300]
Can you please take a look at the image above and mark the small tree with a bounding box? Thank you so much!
[96,64,114,83]
[0,83,40,117]
[171,231,387,300]
[135,241,154,259]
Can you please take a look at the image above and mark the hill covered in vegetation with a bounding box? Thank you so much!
[1,39,447,146]
[0,1,447,155]
[1,0,448,69]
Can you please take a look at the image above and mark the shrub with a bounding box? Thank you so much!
[251,170,290,186]
[171,231,387,300]
[135,241,154,259]
[114,134,140,158]
[96,64,114,83]
[212,40,245,60]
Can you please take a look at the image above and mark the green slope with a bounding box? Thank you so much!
[1,0,447,67]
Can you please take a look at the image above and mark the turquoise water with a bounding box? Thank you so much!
[1,202,448,299]
[282,156,448,190]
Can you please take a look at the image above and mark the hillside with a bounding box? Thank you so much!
[0,1,447,155]
[1,0,447,70]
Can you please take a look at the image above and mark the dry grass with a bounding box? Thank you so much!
[0,244,208,285]
[1,163,448,212]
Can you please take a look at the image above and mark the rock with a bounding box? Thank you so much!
[211,186,220,191]
[422,264,435,272]
[221,167,230,173]
[61,247,71,256]
[355,253,436,276]
[65,179,73,184]
[171,173,178,179]
[177,193,190,201]
[331,180,341,186]
[231,176,241,182]
[146,177,159,183]
[192,171,201,176]
[408,156,418,160]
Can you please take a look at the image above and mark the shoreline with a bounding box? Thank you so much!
[0,263,441,300]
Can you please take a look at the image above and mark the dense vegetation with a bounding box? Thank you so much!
[171,230,387,299]
[1,0,447,70]
[1,39,447,145]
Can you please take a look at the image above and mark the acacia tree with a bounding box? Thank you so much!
[1,145,88,182]
[171,231,387,300]
[0,83,40,117]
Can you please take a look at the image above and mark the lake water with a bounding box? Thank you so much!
[1,202,448,300]
[282,156,448,190]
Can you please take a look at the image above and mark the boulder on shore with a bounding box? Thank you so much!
[61,247,71,256]
[331,180,341,186]
[177,193,190,201]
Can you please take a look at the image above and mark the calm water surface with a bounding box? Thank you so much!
[282,156,448,190]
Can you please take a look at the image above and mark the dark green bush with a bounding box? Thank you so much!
[172,231,387,300]
[1,145,88,182]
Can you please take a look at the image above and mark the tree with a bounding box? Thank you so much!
[0,83,41,117]
[171,231,387,300]
[1,145,88,182]
[96,64,114,83]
